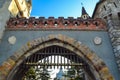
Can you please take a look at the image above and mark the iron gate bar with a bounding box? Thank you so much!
[50,55,52,69]
[25,46,87,69]
[25,63,83,66]
[57,55,59,68]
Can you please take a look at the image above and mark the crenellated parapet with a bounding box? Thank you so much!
[6,17,106,31]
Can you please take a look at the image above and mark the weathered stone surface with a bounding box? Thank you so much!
[6,17,106,31]
[0,34,115,80]
[99,67,110,78]
[10,55,18,61]
[27,41,33,48]
[0,0,11,42]
[6,58,15,66]
[48,34,55,40]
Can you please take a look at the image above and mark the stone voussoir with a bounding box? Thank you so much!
[99,67,112,79]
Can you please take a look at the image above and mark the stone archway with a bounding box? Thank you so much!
[0,34,113,80]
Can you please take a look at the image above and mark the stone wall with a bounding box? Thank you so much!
[0,30,120,80]
[93,0,120,72]
[6,17,106,31]
[0,0,11,42]
[0,34,114,80]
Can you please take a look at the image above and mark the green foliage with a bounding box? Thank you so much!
[22,67,37,80]
[36,67,51,80]
[22,67,51,80]
[74,76,83,80]
[67,67,76,78]
[62,67,84,80]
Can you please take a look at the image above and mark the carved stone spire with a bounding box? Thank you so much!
[81,6,90,19]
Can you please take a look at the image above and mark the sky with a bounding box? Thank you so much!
[30,0,99,18]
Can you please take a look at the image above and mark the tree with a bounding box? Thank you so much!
[22,67,37,80]
[36,67,51,80]
[67,68,76,80]
[63,66,84,80]
[74,76,83,80]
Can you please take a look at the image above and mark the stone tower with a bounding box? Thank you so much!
[93,0,120,72]
[81,6,90,19]
[0,0,32,43]
[8,0,32,18]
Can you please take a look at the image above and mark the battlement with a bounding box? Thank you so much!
[6,17,106,31]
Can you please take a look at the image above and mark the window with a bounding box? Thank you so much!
[24,21,28,25]
[103,5,106,11]
[54,21,58,27]
[44,21,48,26]
[74,22,79,26]
[64,22,68,26]
[118,12,120,20]
[104,16,107,20]
[94,22,99,26]
[109,14,112,20]
[84,21,89,27]
[113,2,117,8]
[33,21,37,26]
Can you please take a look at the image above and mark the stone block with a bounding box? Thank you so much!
[2,62,11,72]
[115,52,120,57]
[27,41,32,48]
[118,64,120,67]
[57,34,64,41]
[6,58,15,66]
[67,37,75,44]
[65,44,74,51]
[116,60,120,64]
[116,45,120,50]
[105,75,114,80]
[14,50,23,58]
[99,67,111,79]
[25,44,31,51]
[37,38,43,44]
[0,65,9,76]
[48,34,55,40]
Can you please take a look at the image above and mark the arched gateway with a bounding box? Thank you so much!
[0,34,113,80]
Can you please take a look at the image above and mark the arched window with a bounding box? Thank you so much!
[74,21,79,26]
[33,21,38,26]
[84,21,89,27]
[54,21,57,26]
[44,21,48,26]
[24,20,28,27]
[113,2,117,8]
[103,5,106,11]
[118,12,120,20]
[63,21,69,26]
[94,21,99,26]
[13,21,18,26]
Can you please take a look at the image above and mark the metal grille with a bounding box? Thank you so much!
[23,45,86,69]
[12,45,95,80]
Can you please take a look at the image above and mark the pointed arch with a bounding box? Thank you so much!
[0,34,113,80]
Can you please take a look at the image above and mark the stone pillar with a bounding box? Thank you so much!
[0,0,11,42]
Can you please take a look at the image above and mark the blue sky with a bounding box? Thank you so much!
[30,0,99,18]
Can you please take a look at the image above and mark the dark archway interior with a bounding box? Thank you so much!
[8,45,96,80]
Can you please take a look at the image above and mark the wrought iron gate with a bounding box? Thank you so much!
[13,45,95,80]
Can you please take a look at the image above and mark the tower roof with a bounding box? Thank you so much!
[82,6,88,15]
[81,6,90,19]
